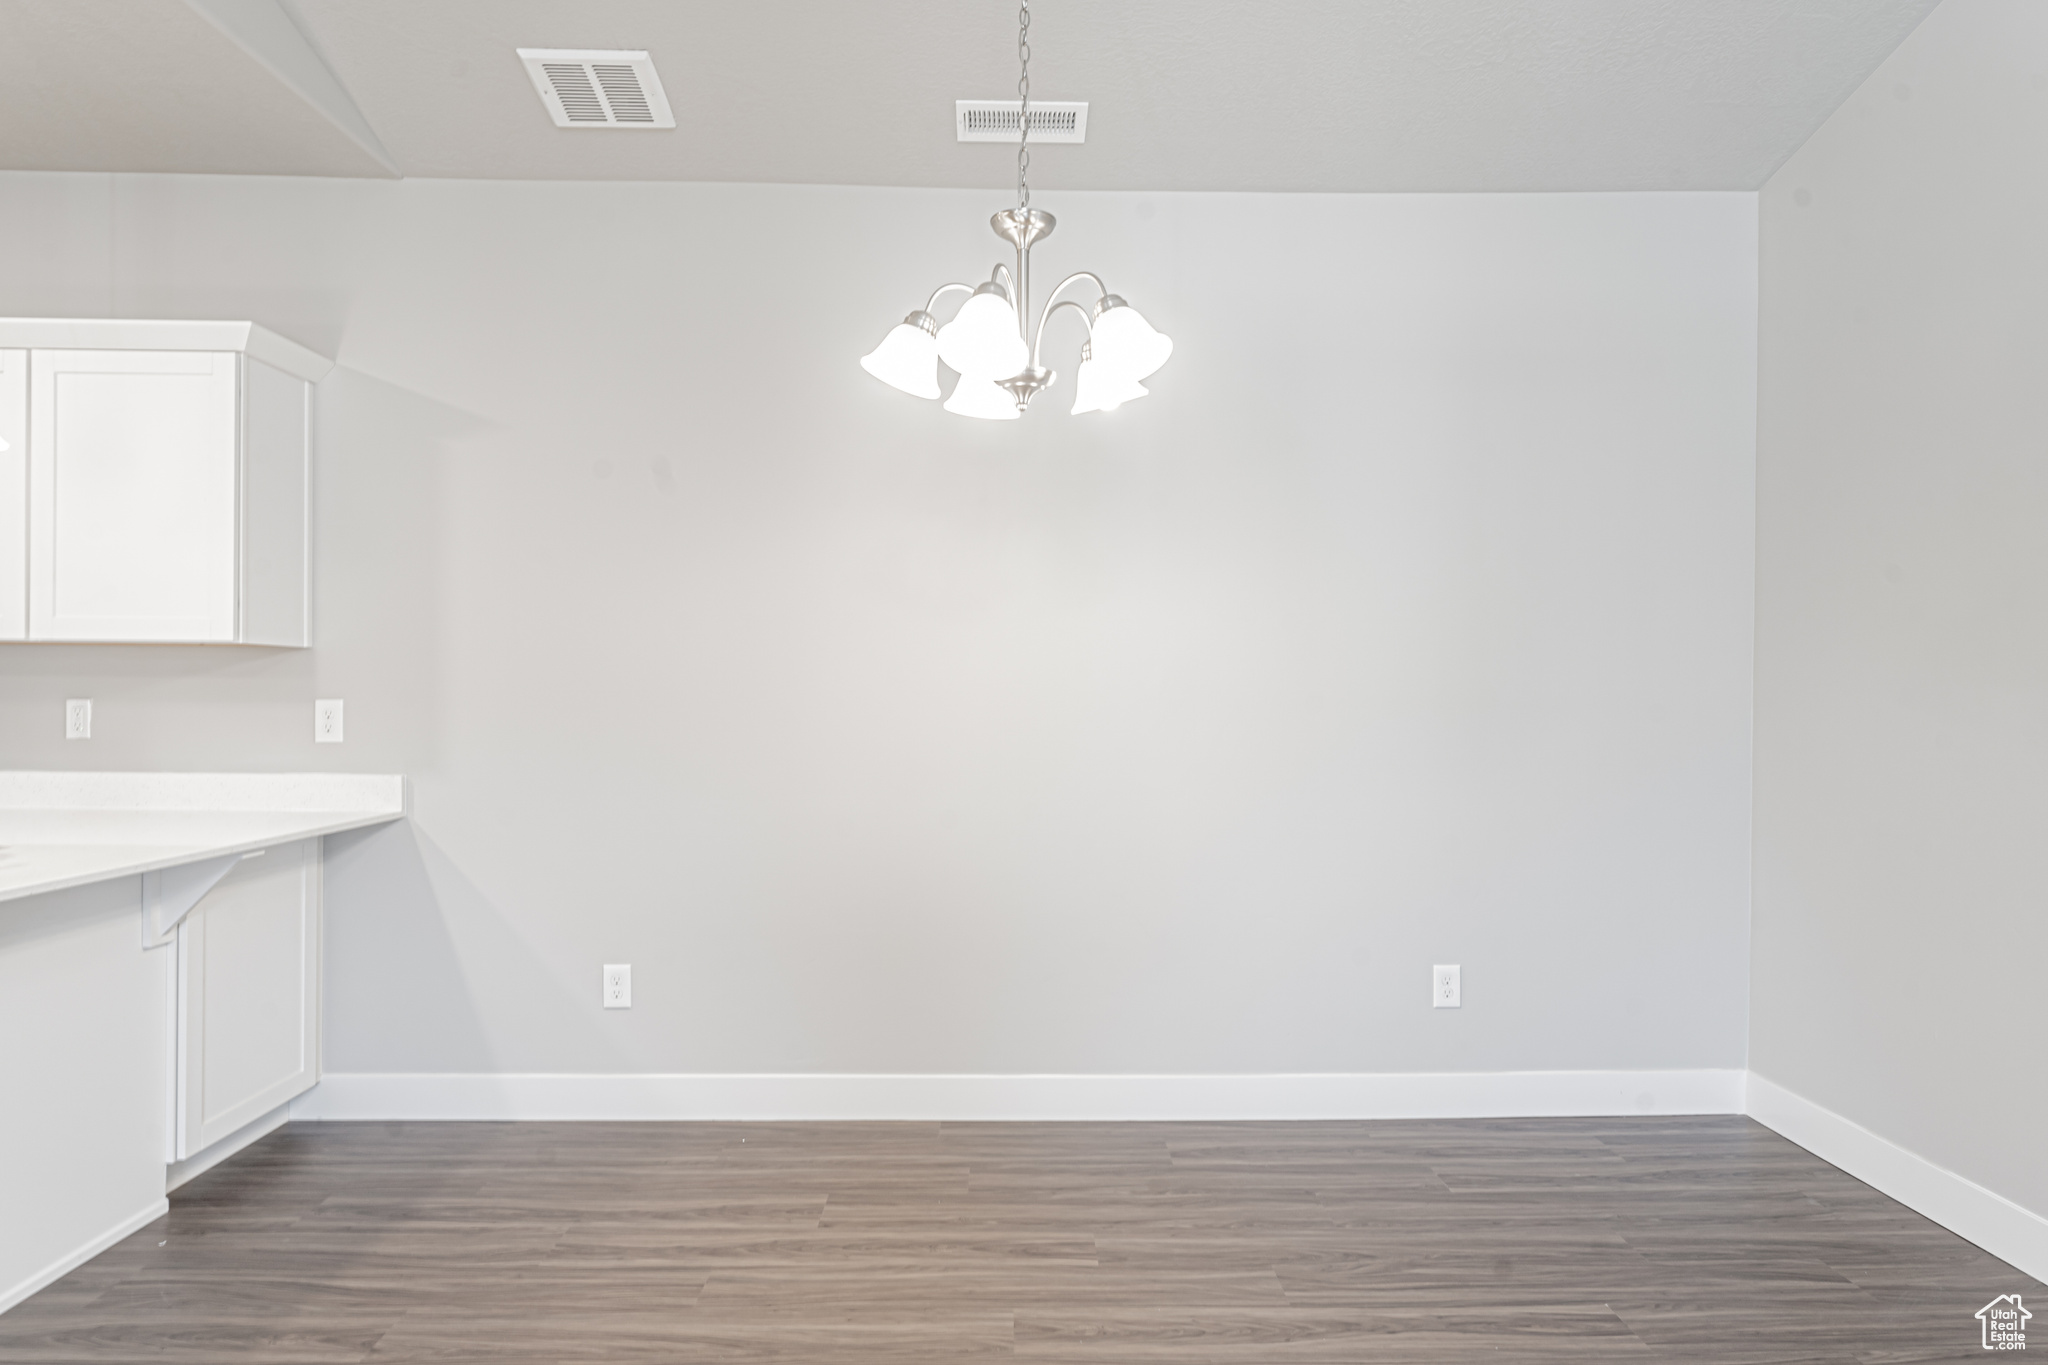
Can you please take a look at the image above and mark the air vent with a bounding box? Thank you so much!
[956,100,1088,143]
[518,49,675,128]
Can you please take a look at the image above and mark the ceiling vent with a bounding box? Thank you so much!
[518,49,675,128]
[956,101,1088,143]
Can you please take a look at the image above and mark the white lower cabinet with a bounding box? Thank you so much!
[173,839,321,1159]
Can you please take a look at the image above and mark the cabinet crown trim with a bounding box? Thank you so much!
[0,319,332,383]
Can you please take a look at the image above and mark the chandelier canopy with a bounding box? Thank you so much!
[860,0,1172,420]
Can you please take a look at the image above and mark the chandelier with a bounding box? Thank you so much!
[860,0,1172,420]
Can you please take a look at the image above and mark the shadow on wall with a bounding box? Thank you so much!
[309,366,499,775]
[321,819,629,1075]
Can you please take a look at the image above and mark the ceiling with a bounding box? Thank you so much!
[0,0,1940,191]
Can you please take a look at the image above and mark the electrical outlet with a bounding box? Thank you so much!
[603,964,632,1009]
[65,699,91,740]
[1432,964,1461,1009]
[314,699,344,743]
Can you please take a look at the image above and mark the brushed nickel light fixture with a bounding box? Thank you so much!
[860,0,1172,420]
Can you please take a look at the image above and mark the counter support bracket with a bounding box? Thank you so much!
[141,852,258,949]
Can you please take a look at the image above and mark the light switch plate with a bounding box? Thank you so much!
[1433,964,1461,1008]
[65,699,91,739]
[603,964,632,1009]
[314,699,344,743]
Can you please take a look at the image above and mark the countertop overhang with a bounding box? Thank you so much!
[0,772,407,904]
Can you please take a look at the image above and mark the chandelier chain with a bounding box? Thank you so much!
[1016,0,1031,208]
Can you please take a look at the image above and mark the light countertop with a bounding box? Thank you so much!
[0,772,406,904]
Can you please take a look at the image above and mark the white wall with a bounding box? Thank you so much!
[0,175,1757,1086]
[1755,0,2048,1221]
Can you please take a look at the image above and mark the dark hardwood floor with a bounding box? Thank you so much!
[0,1116,2035,1362]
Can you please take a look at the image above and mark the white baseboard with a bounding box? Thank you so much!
[166,1100,292,1193]
[289,1068,1746,1123]
[1746,1072,2048,1282]
[0,1197,168,1318]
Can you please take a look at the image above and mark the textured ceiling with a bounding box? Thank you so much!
[0,0,1941,191]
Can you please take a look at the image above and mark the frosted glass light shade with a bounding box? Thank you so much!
[1090,302,1172,382]
[936,289,1028,378]
[860,317,941,399]
[1070,357,1149,415]
[943,374,1021,420]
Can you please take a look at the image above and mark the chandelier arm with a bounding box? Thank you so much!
[1029,272,1111,357]
[923,282,975,314]
[991,262,1017,298]
[1029,299,1095,371]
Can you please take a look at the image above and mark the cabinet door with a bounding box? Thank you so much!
[28,349,239,642]
[176,839,321,1158]
[0,350,23,640]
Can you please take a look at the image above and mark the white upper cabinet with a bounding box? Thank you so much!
[0,320,332,646]
[0,350,25,640]
[31,349,241,642]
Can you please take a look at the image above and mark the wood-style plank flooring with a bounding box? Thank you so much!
[0,1117,2036,1362]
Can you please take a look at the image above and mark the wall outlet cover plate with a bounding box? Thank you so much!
[1433,964,1461,1008]
[603,964,631,1009]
